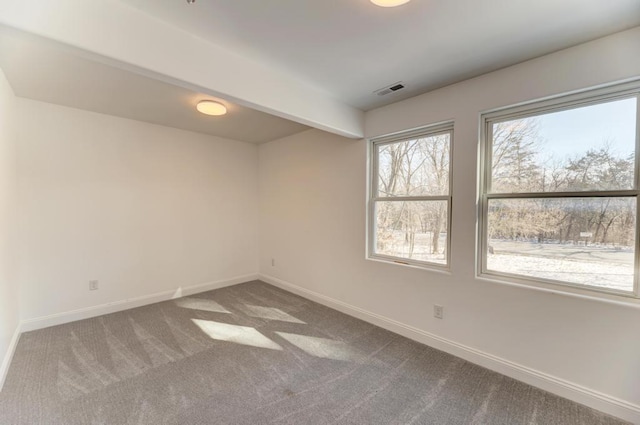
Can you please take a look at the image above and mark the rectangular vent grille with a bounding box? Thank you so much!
[374,82,405,96]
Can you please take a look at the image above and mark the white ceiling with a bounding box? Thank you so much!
[0,28,309,144]
[0,1,638,141]
[118,0,640,111]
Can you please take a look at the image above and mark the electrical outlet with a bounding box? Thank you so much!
[271,258,275,267]
[434,305,444,319]
[89,280,99,291]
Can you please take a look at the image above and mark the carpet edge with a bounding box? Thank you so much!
[258,273,640,424]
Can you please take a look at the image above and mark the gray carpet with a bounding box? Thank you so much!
[0,280,628,425]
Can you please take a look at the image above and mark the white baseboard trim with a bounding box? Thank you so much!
[259,273,640,424]
[21,273,259,333]
[0,323,21,392]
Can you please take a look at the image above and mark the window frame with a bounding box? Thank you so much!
[368,122,454,270]
[478,81,640,299]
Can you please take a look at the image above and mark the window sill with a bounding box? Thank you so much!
[367,255,452,275]
[477,271,640,308]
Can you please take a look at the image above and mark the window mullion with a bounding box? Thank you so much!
[634,94,640,296]
[373,195,451,202]
[635,196,640,297]
[486,190,640,199]
[635,93,640,191]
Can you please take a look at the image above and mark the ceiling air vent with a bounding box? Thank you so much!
[374,82,405,96]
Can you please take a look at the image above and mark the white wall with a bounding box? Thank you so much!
[258,27,640,421]
[17,99,259,322]
[0,67,19,387]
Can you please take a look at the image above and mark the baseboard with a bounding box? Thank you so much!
[0,323,21,392]
[20,273,259,333]
[259,273,640,424]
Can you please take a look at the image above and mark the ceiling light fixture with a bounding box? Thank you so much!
[196,100,227,116]
[370,0,411,7]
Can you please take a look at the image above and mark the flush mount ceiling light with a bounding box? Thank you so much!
[370,0,411,6]
[196,100,227,116]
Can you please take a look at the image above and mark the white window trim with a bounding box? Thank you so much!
[477,80,640,300]
[367,122,454,271]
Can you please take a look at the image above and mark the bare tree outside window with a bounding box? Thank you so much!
[370,126,452,268]
[481,93,639,296]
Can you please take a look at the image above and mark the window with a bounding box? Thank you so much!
[369,123,453,269]
[479,82,640,297]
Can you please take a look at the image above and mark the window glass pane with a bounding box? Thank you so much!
[486,197,636,292]
[377,133,450,197]
[491,97,637,193]
[375,200,448,264]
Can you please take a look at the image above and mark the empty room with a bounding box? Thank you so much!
[1,0,639,424]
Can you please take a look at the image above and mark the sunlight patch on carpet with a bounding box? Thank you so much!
[276,332,361,362]
[175,298,230,314]
[192,319,282,350]
[240,304,306,324]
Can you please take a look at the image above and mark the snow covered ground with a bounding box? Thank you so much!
[376,231,447,264]
[377,232,635,293]
[488,240,634,292]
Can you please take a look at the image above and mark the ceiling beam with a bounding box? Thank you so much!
[0,0,364,138]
